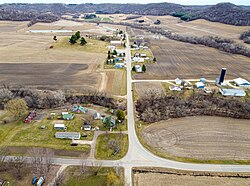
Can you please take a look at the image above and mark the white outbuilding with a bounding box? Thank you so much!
[233,78,250,87]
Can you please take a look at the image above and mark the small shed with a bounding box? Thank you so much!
[195,82,205,89]
[54,123,67,130]
[219,89,246,97]
[93,112,102,120]
[55,132,81,139]
[175,78,182,85]
[200,78,207,84]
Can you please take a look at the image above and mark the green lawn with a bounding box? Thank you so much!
[53,37,108,53]
[95,133,128,160]
[0,113,91,152]
[63,166,123,186]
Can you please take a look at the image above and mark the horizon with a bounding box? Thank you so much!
[0,1,250,6]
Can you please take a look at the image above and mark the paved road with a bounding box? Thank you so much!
[3,33,250,186]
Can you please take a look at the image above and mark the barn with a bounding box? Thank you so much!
[55,132,81,140]
[219,89,246,97]
[233,78,250,87]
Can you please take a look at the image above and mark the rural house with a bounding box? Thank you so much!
[55,132,81,140]
[63,113,74,120]
[81,121,91,131]
[103,116,116,128]
[135,65,142,73]
[110,40,122,46]
[72,105,88,113]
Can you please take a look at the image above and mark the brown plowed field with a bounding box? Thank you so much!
[133,38,250,80]
[0,63,100,92]
[134,172,250,186]
[141,116,250,160]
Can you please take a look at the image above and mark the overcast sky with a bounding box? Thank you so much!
[0,1,249,5]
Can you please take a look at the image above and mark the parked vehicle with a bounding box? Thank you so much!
[32,177,38,185]
[36,176,45,186]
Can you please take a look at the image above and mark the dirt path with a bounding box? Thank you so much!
[99,72,108,92]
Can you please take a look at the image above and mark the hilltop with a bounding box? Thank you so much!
[0,2,250,26]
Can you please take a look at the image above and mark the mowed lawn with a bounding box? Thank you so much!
[63,166,123,186]
[95,133,128,160]
[0,112,91,152]
[53,37,109,54]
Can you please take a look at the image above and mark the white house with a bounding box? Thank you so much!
[135,65,142,73]
[233,78,250,87]
[110,40,122,46]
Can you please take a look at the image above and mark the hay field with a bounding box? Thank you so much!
[134,172,250,186]
[141,116,250,160]
[133,37,250,80]
[134,82,164,97]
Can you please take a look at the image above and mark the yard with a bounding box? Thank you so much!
[95,133,128,160]
[62,166,124,186]
[0,112,91,154]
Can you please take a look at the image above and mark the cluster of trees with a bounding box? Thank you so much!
[0,87,65,109]
[69,31,87,45]
[84,14,97,19]
[240,30,250,44]
[172,12,192,21]
[132,64,146,72]
[136,93,250,123]
[66,92,123,110]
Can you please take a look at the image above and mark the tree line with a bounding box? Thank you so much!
[136,92,250,123]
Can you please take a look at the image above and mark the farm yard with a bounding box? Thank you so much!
[140,116,250,163]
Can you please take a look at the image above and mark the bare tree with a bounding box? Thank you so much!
[10,156,26,180]
[0,146,9,172]
[53,172,65,186]
[80,154,87,175]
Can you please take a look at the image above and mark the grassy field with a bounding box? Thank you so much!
[95,133,128,160]
[63,166,124,186]
[0,112,91,152]
[105,70,127,96]
[137,116,250,164]
[134,82,165,97]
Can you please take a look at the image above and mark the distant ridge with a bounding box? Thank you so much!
[0,2,250,26]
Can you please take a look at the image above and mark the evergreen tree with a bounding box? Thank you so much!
[116,110,125,121]
[132,66,136,71]
[69,35,77,44]
[75,31,81,40]
[142,64,146,72]
[80,37,87,45]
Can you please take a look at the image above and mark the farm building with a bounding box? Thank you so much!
[200,78,207,84]
[63,113,74,120]
[108,45,116,51]
[195,82,205,89]
[233,78,250,87]
[135,65,142,73]
[72,105,88,113]
[93,112,102,120]
[54,124,67,130]
[55,132,81,139]
[175,78,182,85]
[219,89,246,97]
[110,40,122,46]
